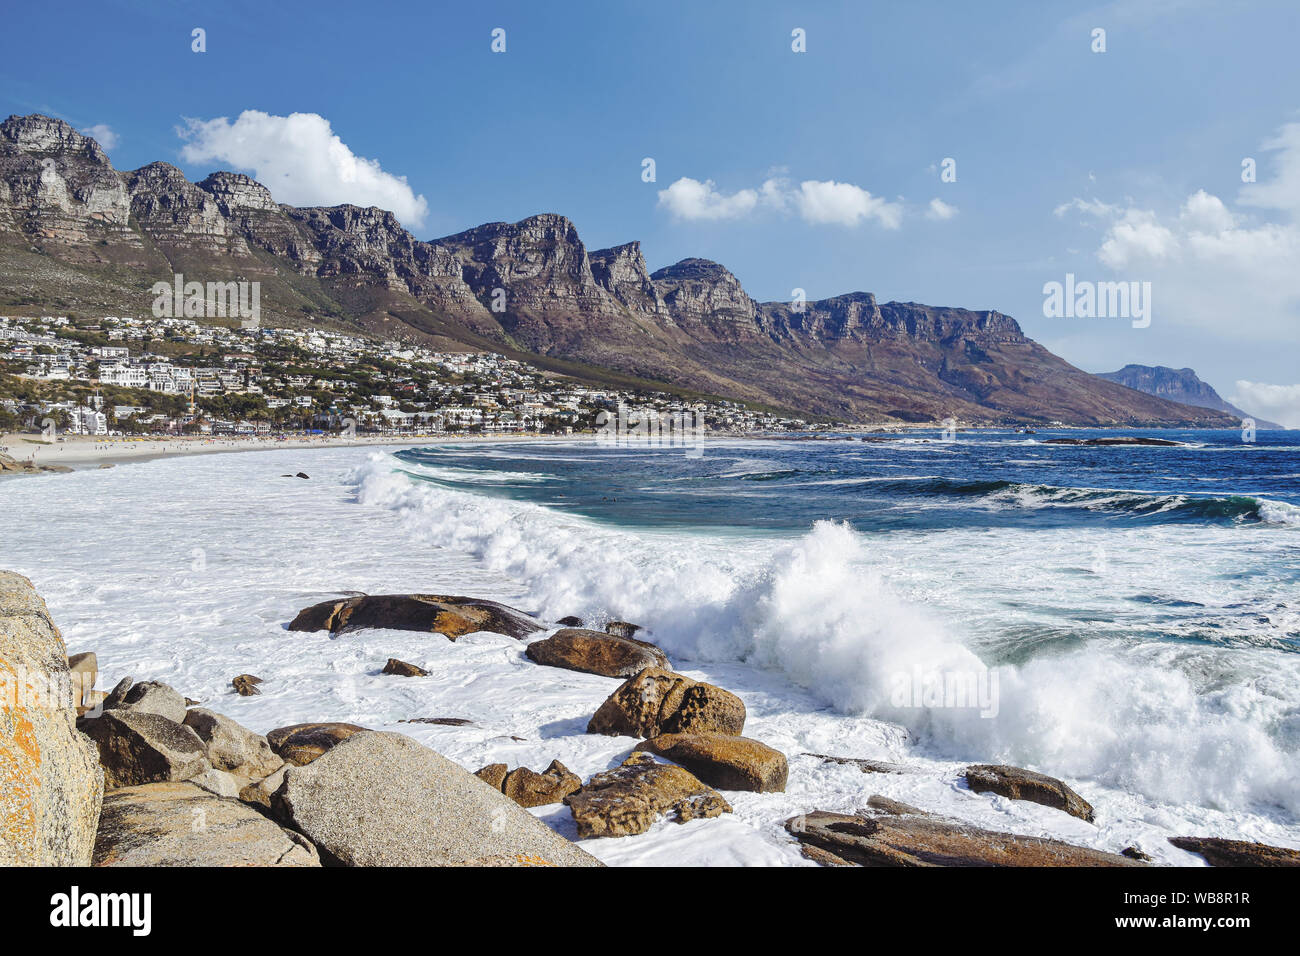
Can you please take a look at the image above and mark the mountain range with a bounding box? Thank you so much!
[1097,365,1281,429]
[0,114,1235,426]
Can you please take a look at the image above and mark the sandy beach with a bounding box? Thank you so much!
[0,431,563,472]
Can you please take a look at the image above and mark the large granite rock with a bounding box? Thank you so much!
[587,667,746,738]
[105,679,188,722]
[0,571,103,865]
[93,782,319,866]
[1168,836,1300,867]
[525,627,669,678]
[565,751,732,838]
[288,594,544,640]
[182,708,283,782]
[270,731,600,866]
[963,764,1095,822]
[786,809,1141,867]
[266,722,368,766]
[635,733,788,792]
[81,710,210,789]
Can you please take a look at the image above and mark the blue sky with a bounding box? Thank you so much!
[4,0,1299,421]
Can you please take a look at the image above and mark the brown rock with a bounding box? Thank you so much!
[587,667,745,738]
[238,764,290,810]
[964,764,1095,822]
[635,733,787,792]
[565,751,732,838]
[400,717,473,726]
[182,708,283,782]
[863,795,930,817]
[231,673,262,696]
[475,763,509,790]
[556,615,584,627]
[382,658,428,677]
[1168,836,1300,867]
[526,627,669,678]
[786,810,1142,867]
[288,593,543,640]
[502,760,582,808]
[67,651,97,708]
[266,722,369,766]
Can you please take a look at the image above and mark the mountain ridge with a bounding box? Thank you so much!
[1097,364,1282,429]
[0,113,1234,426]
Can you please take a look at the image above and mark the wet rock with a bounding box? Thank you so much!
[491,760,582,808]
[382,658,429,677]
[93,782,319,866]
[1168,836,1300,867]
[587,667,746,738]
[182,708,283,781]
[108,679,188,722]
[81,710,210,789]
[963,764,1095,822]
[526,627,669,678]
[1122,846,1154,862]
[786,810,1141,867]
[0,570,104,865]
[565,751,732,838]
[270,731,600,866]
[400,717,473,726]
[604,620,643,639]
[288,593,544,640]
[863,795,931,817]
[556,615,584,627]
[805,753,913,774]
[636,733,788,792]
[266,722,369,766]
[231,674,262,696]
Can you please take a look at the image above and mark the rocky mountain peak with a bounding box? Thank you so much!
[0,114,109,165]
[197,172,279,213]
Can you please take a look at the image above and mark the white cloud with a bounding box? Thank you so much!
[1230,381,1300,429]
[657,177,759,221]
[658,175,904,228]
[177,110,429,228]
[926,197,958,221]
[81,124,118,150]
[795,180,902,228]
[1054,122,1300,343]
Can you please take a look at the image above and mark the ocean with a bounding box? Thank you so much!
[4,428,1298,865]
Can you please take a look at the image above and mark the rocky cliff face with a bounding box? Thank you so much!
[0,114,1235,426]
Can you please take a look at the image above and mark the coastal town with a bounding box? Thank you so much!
[0,313,810,440]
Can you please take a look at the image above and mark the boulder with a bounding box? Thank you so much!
[107,679,188,722]
[491,760,581,808]
[93,782,319,866]
[288,593,544,640]
[0,570,104,865]
[635,733,788,792]
[266,722,369,766]
[587,667,745,738]
[231,674,262,696]
[604,621,643,639]
[1168,836,1300,867]
[786,810,1141,867]
[806,753,913,775]
[102,675,133,709]
[238,764,290,810]
[526,627,669,678]
[475,763,509,790]
[556,615,584,627]
[182,708,283,781]
[963,764,1095,822]
[270,731,600,866]
[382,658,429,677]
[190,767,241,798]
[81,710,210,789]
[565,751,732,838]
